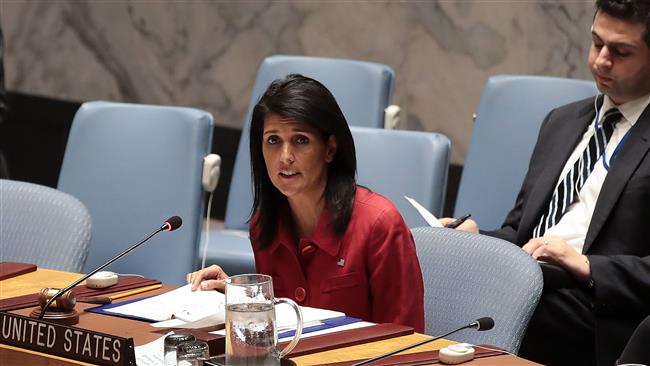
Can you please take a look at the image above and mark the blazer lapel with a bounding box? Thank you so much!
[584,105,650,252]
[517,101,596,242]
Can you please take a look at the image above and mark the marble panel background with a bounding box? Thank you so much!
[0,0,596,164]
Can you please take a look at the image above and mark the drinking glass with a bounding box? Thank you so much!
[164,333,195,366]
[176,340,209,366]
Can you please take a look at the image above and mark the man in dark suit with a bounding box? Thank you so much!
[442,1,650,365]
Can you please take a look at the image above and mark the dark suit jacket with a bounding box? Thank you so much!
[486,96,650,365]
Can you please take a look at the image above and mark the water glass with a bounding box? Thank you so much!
[164,334,196,366]
[176,340,209,366]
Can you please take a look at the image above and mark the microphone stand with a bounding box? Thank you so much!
[352,319,489,366]
[38,224,167,319]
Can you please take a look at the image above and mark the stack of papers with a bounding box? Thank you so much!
[99,284,225,328]
[98,284,347,330]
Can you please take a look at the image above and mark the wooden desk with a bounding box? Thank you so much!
[0,268,84,300]
[1,269,174,365]
[1,269,538,365]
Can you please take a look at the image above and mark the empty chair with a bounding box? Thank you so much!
[203,55,396,275]
[352,126,450,226]
[454,75,598,230]
[1,179,92,272]
[412,226,543,354]
[57,101,213,284]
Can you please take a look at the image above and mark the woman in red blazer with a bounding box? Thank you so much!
[188,74,424,331]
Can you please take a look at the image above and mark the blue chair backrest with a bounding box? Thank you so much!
[352,127,450,225]
[57,101,213,284]
[412,227,543,354]
[1,179,92,273]
[225,55,395,230]
[454,75,598,230]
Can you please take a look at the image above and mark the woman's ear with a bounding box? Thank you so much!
[325,135,337,163]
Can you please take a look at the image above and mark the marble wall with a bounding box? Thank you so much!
[0,0,596,164]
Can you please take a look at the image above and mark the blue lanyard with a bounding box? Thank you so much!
[602,127,631,171]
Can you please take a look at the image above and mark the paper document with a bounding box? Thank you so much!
[104,284,225,327]
[404,196,443,227]
[151,296,344,329]
[135,331,171,366]
[275,304,344,329]
[104,284,345,331]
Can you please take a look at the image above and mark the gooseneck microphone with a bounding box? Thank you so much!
[38,216,182,319]
[352,317,494,366]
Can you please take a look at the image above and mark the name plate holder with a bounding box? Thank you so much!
[1,311,135,366]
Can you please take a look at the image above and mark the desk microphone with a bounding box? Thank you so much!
[352,317,494,366]
[38,216,183,319]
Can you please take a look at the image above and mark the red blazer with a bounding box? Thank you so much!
[251,187,425,332]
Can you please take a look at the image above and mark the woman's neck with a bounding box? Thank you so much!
[288,194,326,240]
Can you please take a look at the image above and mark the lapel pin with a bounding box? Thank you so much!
[337,258,345,267]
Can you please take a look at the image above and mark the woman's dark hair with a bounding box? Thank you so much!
[249,74,357,248]
[596,0,650,48]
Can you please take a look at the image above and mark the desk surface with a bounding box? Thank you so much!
[0,268,84,300]
[1,269,538,365]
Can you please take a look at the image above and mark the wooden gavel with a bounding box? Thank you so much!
[38,288,76,312]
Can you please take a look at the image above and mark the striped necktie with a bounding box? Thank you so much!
[533,106,622,238]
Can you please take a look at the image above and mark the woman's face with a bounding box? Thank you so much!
[262,113,336,203]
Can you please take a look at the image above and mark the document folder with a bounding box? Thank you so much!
[0,262,37,281]
[85,295,161,322]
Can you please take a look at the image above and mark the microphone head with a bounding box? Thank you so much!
[475,317,494,331]
[163,216,183,231]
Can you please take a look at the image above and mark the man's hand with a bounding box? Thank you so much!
[186,264,229,291]
[439,218,479,233]
[522,236,591,283]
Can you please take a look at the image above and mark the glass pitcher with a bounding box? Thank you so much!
[225,274,303,366]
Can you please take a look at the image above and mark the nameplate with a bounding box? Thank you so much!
[0,311,135,366]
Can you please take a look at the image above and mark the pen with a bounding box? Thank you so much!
[78,284,163,304]
[171,312,194,323]
[445,213,471,229]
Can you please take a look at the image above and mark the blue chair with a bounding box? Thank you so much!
[412,227,543,354]
[352,126,450,226]
[1,179,92,272]
[454,75,598,230]
[57,101,214,284]
[202,55,396,275]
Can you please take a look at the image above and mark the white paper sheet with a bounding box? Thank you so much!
[134,331,171,366]
[104,284,225,326]
[275,303,344,329]
[404,196,443,227]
